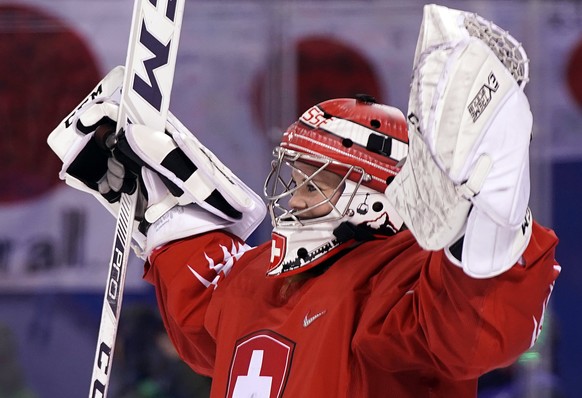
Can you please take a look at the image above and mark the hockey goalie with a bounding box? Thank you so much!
[48,4,559,397]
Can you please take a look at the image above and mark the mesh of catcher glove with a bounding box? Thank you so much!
[464,14,529,87]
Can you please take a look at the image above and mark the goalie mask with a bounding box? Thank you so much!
[264,95,408,277]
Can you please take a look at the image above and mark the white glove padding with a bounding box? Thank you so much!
[121,115,266,241]
[136,168,235,258]
[385,5,533,278]
[48,66,124,165]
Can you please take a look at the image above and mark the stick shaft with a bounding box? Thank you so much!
[89,190,137,398]
[89,1,185,396]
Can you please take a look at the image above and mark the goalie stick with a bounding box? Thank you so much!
[89,1,185,397]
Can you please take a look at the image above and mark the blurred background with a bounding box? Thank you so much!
[0,0,580,397]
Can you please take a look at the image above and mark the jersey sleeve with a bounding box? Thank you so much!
[354,221,560,379]
[143,231,252,377]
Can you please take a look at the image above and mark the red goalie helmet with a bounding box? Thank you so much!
[264,95,409,277]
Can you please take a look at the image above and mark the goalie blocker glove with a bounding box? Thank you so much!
[385,5,533,278]
[119,114,266,254]
[48,67,266,258]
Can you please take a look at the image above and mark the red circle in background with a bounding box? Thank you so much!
[0,5,100,204]
[295,36,384,113]
[566,38,582,110]
[252,35,385,141]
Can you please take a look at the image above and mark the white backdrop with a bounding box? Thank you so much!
[2,0,580,291]
[1,1,581,398]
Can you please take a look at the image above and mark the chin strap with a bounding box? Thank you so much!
[333,222,384,244]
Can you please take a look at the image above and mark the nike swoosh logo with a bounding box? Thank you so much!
[303,310,327,328]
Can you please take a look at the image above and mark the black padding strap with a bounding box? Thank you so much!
[67,139,109,191]
[448,236,464,263]
[205,190,242,220]
[160,148,198,181]
[366,134,392,157]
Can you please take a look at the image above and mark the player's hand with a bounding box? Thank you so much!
[64,99,137,203]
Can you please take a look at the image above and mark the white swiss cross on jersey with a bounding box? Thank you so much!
[226,330,295,398]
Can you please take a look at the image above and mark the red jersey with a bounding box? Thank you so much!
[144,222,559,397]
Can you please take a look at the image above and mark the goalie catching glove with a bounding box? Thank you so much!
[48,68,266,258]
[385,5,533,278]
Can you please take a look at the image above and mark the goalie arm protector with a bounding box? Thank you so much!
[143,229,253,377]
[355,220,559,380]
